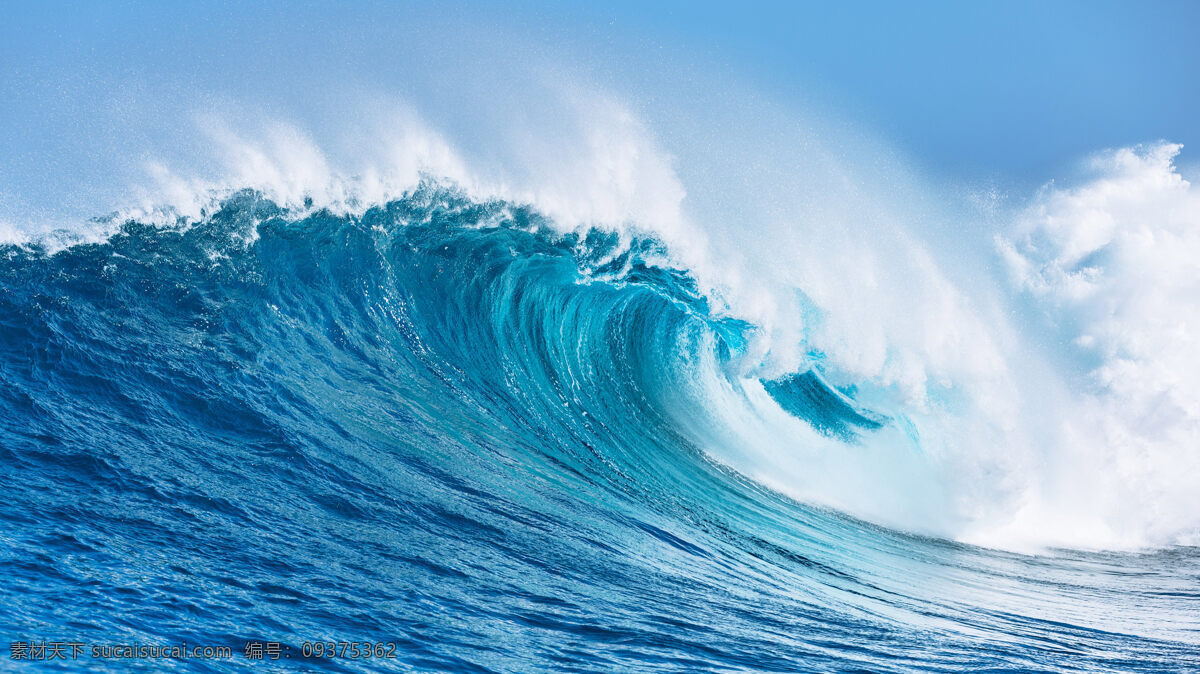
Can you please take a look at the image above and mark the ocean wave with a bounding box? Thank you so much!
[7,129,1200,555]
[2,185,1197,669]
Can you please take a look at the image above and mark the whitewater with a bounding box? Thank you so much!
[3,29,1200,672]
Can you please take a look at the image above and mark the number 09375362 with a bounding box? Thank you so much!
[300,642,397,659]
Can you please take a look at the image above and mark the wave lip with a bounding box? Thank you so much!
[763,371,887,442]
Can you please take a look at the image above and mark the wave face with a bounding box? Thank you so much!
[2,186,1197,671]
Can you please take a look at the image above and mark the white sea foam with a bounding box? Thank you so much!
[988,142,1200,550]
[680,136,1200,552]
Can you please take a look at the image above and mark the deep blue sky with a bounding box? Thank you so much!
[2,0,1198,221]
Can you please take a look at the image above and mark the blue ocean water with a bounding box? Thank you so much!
[1,186,1198,671]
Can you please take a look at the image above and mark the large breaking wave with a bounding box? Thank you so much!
[11,101,1197,552]
[3,182,1198,669]
[3,76,1200,666]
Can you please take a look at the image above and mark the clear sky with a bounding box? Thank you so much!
[567,0,1200,178]
[2,0,1198,222]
